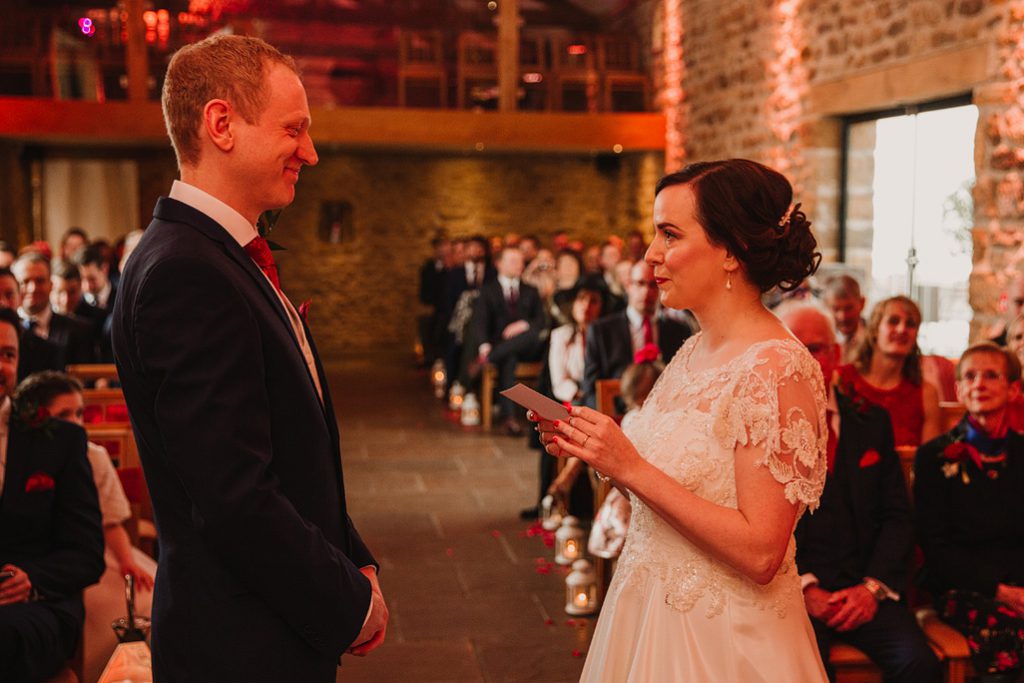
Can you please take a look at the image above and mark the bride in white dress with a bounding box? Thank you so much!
[534,159,829,681]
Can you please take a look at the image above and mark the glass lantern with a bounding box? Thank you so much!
[555,515,585,565]
[564,558,599,616]
[461,393,481,426]
[541,494,564,531]
[431,359,447,399]
[448,381,465,411]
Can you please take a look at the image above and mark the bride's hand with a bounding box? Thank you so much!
[543,406,642,482]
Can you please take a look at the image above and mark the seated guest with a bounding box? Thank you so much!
[15,370,156,682]
[518,234,540,266]
[522,248,558,319]
[52,260,107,344]
[0,308,105,681]
[418,236,451,366]
[625,229,647,263]
[12,253,96,366]
[444,235,494,387]
[781,303,939,683]
[598,241,624,300]
[59,227,88,262]
[76,243,118,314]
[579,261,693,408]
[837,296,941,447]
[915,342,1024,681]
[0,242,15,270]
[0,268,61,379]
[475,247,545,435]
[823,274,867,364]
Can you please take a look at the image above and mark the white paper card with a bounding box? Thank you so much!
[499,383,571,422]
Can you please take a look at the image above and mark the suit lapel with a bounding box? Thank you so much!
[153,198,322,407]
[154,199,297,344]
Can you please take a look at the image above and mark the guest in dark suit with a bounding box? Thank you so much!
[0,268,62,380]
[52,260,109,360]
[915,343,1024,679]
[782,304,939,683]
[77,243,117,314]
[12,254,96,366]
[418,235,450,365]
[0,307,105,682]
[579,261,693,408]
[444,235,495,387]
[111,35,386,682]
[474,247,546,435]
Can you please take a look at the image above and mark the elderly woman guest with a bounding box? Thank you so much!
[836,296,941,447]
[915,343,1024,681]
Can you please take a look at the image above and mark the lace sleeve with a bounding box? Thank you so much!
[716,341,828,510]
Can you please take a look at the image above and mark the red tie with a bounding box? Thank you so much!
[245,236,281,292]
[642,316,654,346]
[825,410,838,474]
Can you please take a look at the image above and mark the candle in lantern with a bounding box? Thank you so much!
[565,559,598,616]
[555,516,585,565]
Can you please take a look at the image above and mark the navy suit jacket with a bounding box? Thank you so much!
[0,418,104,631]
[579,310,693,407]
[472,279,545,346]
[794,389,914,594]
[112,198,375,682]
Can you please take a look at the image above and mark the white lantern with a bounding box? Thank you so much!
[555,515,585,565]
[541,494,564,531]
[565,559,599,616]
[448,381,465,411]
[461,393,481,426]
[431,359,447,399]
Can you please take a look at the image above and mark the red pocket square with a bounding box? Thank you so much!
[859,449,881,468]
[298,299,312,322]
[25,471,55,493]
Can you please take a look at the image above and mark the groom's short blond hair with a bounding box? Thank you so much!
[162,34,298,168]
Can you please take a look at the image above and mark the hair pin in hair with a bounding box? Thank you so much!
[777,204,794,230]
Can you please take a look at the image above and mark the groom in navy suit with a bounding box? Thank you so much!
[112,35,387,682]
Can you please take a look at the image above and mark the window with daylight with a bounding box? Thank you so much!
[840,97,978,356]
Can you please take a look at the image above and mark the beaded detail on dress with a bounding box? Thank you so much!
[612,333,827,618]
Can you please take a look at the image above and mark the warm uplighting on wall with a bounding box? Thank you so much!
[766,0,808,180]
[662,0,685,172]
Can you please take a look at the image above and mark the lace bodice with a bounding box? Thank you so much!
[613,333,827,618]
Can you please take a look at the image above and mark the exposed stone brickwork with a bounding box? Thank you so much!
[652,0,1021,338]
[135,149,662,360]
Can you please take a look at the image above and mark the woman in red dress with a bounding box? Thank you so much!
[837,295,941,447]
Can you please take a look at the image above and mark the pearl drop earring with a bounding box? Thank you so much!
[726,272,732,291]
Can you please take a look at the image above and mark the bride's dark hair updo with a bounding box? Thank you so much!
[655,159,821,292]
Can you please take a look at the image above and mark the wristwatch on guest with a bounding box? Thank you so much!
[862,578,887,602]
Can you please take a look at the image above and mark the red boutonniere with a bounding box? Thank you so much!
[298,299,312,323]
[859,449,881,468]
[942,437,984,484]
[633,343,660,365]
[839,380,873,415]
[11,397,57,438]
[24,471,55,493]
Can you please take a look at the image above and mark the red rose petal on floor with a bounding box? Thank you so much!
[445,548,455,557]
[545,618,555,625]
[490,530,502,538]
[572,650,583,658]
[566,619,576,626]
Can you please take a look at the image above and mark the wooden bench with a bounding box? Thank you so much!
[66,363,119,385]
[939,402,965,433]
[85,422,156,556]
[481,361,543,431]
[82,388,130,424]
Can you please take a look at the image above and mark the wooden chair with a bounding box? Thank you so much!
[398,29,446,108]
[595,379,622,423]
[66,364,119,384]
[552,35,598,112]
[480,361,543,431]
[82,389,129,424]
[939,402,965,433]
[456,31,497,109]
[86,422,156,555]
[597,36,648,112]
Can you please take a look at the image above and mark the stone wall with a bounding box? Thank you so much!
[654,0,1020,336]
[135,149,663,360]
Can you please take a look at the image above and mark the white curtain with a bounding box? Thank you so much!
[42,159,140,246]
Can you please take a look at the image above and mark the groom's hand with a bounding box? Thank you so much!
[347,567,388,657]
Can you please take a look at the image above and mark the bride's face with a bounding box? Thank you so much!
[647,184,732,311]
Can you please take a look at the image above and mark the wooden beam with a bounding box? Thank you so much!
[0,98,666,152]
[124,0,150,102]
[498,0,519,112]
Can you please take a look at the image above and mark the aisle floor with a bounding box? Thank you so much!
[328,359,594,682]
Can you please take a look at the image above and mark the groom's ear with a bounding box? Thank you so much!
[201,99,234,153]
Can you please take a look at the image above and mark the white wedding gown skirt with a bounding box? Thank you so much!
[580,336,830,682]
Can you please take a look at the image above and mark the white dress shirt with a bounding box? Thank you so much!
[18,306,52,339]
[169,180,323,402]
[625,306,657,354]
[548,324,585,403]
